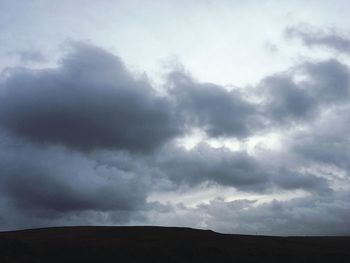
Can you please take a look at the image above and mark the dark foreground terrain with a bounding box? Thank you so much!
[0,226,349,262]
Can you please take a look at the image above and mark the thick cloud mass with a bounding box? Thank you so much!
[156,143,330,194]
[0,133,150,229]
[287,106,350,170]
[0,36,350,235]
[259,74,317,123]
[168,71,261,138]
[0,43,181,152]
[257,59,350,129]
[302,59,350,102]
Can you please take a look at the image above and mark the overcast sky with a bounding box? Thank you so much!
[1,0,350,236]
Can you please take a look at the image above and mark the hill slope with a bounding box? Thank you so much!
[0,226,349,262]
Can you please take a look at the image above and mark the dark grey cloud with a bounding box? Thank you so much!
[272,169,330,194]
[257,58,350,127]
[0,43,181,153]
[158,143,268,190]
[156,143,330,194]
[302,59,350,102]
[259,74,317,124]
[0,133,151,229]
[0,132,331,230]
[168,71,262,138]
[0,39,349,235]
[286,25,350,54]
[286,105,350,171]
[2,42,349,152]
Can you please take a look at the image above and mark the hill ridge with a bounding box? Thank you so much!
[1,226,349,262]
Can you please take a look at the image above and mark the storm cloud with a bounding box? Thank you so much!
[155,143,330,194]
[0,43,181,153]
[0,25,350,235]
[0,132,151,229]
[168,71,261,138]
[256,58,350,130]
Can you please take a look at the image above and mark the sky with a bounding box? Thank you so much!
[0,0,350,236]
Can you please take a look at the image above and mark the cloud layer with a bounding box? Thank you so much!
[1,33,350,235]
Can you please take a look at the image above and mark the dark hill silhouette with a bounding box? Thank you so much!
[0,226,349,262]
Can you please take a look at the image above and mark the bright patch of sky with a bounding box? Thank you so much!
[1,0,350,86]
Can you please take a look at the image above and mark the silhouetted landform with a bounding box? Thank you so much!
[0,226,349,262]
